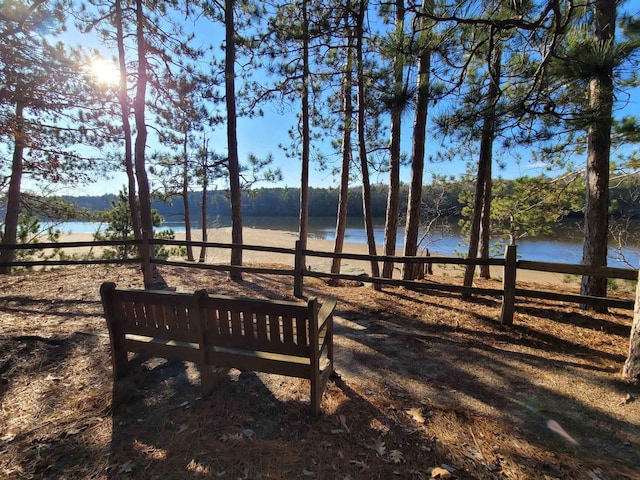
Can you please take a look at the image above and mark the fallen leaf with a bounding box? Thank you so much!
[406,407,425,424]
[389,449,404,464]
[1,433,16,443]
[431,467,452,479]
[373,438,386,456]
[350,459,370,472]
[177,424,189,434]
[302,469,315,477]
[242,429,254,438]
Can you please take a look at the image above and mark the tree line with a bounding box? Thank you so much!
[1,0,639,377]
[62,178,640,222]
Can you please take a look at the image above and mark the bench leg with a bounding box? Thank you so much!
[311,371,322,418]
[201,366,230,396]
[112,348,130,380]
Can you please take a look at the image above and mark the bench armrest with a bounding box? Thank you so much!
[317,297,337,332]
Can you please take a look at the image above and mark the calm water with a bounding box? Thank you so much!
[51,216,640,268]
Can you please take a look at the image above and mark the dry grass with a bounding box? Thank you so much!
[0,264,639,480]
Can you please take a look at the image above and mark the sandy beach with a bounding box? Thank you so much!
[52,227,587,288]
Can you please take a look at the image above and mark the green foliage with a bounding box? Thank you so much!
[460,174,584,249]
[2,212,62,268]
[94,190,182,260]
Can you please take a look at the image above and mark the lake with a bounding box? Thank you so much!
[50,216,640,269]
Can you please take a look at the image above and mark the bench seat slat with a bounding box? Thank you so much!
[204,347,312,379]
[122,324,199,343]
[205,334,310,357]
[123,336,200,363]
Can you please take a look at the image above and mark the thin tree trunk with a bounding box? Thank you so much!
[382,0,404,279]
[580,0,615,311]
[478,158,492,279]
[464,38,501,287]
[0,101,25,275]
[134,0,155,288]
[199,139,209,263]
[198,139,209,263]
[299,0,310,251]
[182,130,194,261]
[356,0,380,288]
[225,0,243,280]
[115,0,141,245]
[330,8,353,283]
[623,266,640,380]
[402,0,431,281]
[477,44,502,280]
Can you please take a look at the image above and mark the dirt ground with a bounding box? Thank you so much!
[0,264,639,480]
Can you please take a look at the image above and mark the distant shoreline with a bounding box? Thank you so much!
[46,219,640,269]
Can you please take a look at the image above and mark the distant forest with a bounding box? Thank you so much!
[65,181,640,222]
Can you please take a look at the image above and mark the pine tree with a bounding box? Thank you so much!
[0,0,108,273]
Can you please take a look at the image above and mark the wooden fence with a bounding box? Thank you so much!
[0,238,636,325]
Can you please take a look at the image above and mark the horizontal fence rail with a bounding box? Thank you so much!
[0,238,636,325]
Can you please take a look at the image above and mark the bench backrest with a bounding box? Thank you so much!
[200,294,317,357]
[100,282,203,344]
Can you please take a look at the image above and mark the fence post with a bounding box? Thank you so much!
[294,240,305,298]
[500,244,517,326]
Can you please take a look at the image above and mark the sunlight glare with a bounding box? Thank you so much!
[90,58,121,87]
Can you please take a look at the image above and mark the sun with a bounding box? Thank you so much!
[90,58,121,87]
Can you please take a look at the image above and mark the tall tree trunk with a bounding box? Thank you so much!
[477,43,501,279]
[199,139,209,263]
[134,0,155,288]
[225,0,243,280]
[330,7,353,283]
[464,38,501,287]
[478,154,492,279]
[182,130,194,261]
[623,266,640,380]
[356,0,380,288]
[0,101,25,275]
[382,0,405,279]
[299,0,310,250]
[115,0,141,245]
[580,0,615,311]
[402,0,431,280]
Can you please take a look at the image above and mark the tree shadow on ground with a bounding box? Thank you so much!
[327,286,640,478]
[105,360,460,479]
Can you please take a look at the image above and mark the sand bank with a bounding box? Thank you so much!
[51,227,583,288]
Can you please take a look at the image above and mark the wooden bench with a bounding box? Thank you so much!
[100,282,336,416]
